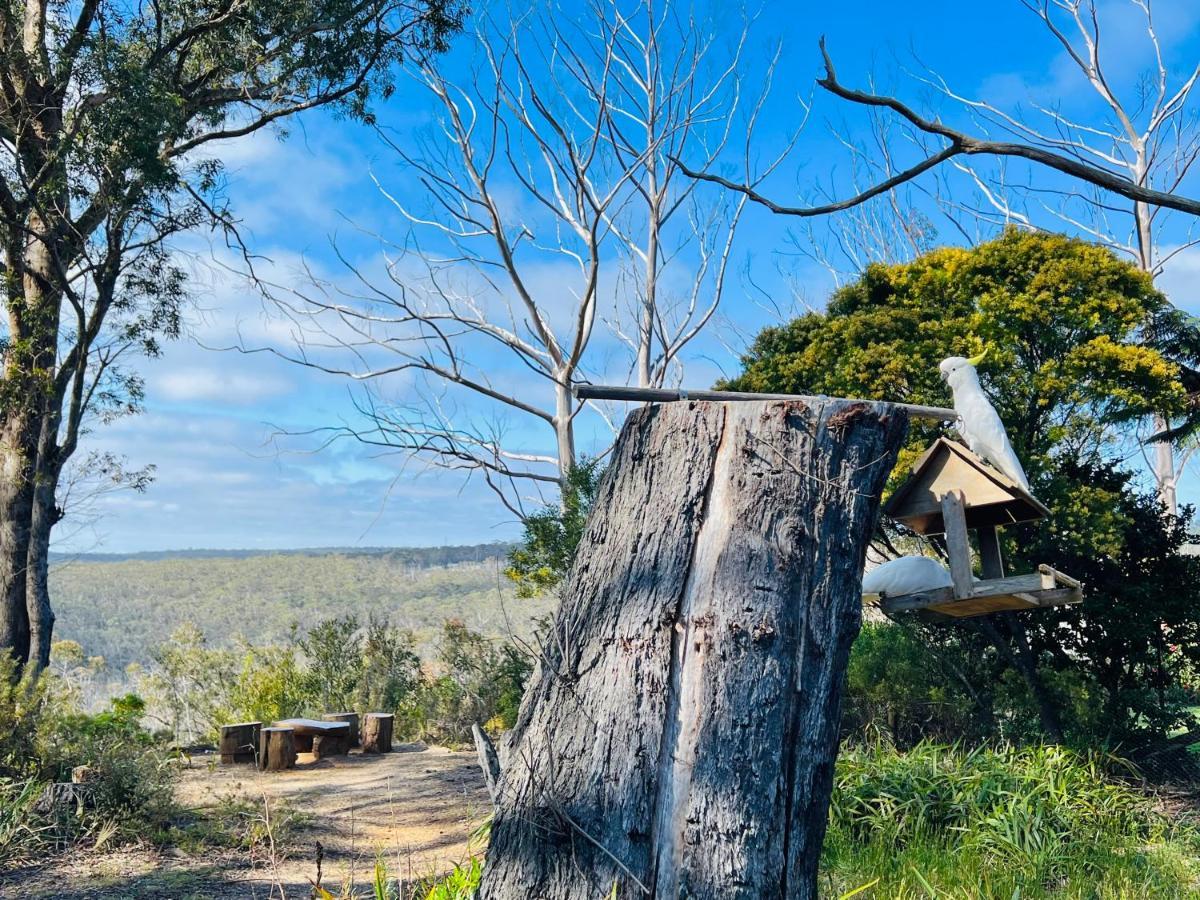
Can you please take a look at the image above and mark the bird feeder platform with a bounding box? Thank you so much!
[867,564,1083,618]
[870,437,1083,619]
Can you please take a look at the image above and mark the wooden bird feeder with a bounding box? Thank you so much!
[870,437,1083,618]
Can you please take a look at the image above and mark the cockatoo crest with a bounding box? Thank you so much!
[938,346,1031,492]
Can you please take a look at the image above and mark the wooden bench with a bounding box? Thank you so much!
[273,718,351,759]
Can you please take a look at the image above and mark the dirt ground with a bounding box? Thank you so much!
[0,743,490,899]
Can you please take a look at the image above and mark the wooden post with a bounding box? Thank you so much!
[259,727,297,772]
[978,525,1005,580]
[477,399,908,900]
[219,722,262,764]
[323,712,360,748]
[361,713,394,754]
[940,490,974,599]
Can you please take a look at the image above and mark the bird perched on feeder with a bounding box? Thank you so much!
[938,347,1031,492]
[862,555,953,597]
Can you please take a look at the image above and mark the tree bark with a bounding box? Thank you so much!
[361,713,394,753]
[479,398,908,900]
[27,435,60,670]
[259,727,297,771]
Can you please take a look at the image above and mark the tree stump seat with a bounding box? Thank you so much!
[273,718,351,758]
[259,727,298,771]
[361,713,394,754]
[219,721,262,764]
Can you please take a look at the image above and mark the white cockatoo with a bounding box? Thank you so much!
[938,348,1031,492]
[862,555,953,597]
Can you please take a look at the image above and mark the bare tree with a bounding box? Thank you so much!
[259,0,789,518]
[681,0,1200,513]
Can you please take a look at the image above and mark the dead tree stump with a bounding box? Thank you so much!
[361,713,394,753]
[478,399,907,900]
[219,722,262,764]
[322,712,360,748]
[258,727,297,772]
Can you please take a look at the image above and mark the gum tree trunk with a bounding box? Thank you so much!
[479,398,908,900]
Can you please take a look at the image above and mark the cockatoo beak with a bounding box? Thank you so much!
[966,345,990,367]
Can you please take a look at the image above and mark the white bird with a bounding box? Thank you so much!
[862,555,953,597]
[938,348,1031,492]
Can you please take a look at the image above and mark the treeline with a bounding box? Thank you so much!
[50,542,512,565]
[106,614,533,746]
[48,550,553,673]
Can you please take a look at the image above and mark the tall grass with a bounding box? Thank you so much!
[823,742,1200,898]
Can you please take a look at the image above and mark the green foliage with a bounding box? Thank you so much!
[843,623,983,745]
[357,617,423,715]
[728,229,1200,748]
[505,459,603,597]
[135,613,532,747]
[726,228,1182,483]
[421,856,483,899]
[823,742,1200,897]
[409,620,533,744]
[227,642,310,726]
[0,656,177,861]
[140,624,236,741]
[301,616,364,712]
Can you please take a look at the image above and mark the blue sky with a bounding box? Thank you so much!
[59,0,1200,553]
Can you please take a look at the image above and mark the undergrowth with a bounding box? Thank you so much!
[821,741,1200,898]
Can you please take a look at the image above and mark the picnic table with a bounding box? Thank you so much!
[273,718,352,759]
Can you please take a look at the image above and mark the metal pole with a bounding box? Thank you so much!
[573,384,957,423]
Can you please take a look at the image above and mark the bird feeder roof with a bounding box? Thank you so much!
[884,437,1050,535]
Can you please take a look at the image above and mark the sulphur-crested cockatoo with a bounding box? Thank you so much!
[938,348,1031,492]
[862,555,953,597]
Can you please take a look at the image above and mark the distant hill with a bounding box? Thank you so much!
[49,542,512,565]
[48,544,552,672]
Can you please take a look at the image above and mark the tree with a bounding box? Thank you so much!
[0,0,464,666]
[504,457,602,597]
[300,615,363,712]
[259,0,790,518]
[683,1,1200,512]
[725,229,1196,743]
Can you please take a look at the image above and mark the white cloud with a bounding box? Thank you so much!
[156,368,291,404]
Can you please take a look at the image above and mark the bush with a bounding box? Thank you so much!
[408,620,533,745]
[824,741,1200,897]
[0,658,177,865]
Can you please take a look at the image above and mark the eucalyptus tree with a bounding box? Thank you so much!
[0,0,463,666]
[262,0,790,519]
[682,0,1200,513]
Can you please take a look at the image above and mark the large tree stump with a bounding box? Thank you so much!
[361,713,394,753]
[258,727,297,772]
[323,712,360,748]
[478,399,907,900]
[219,722,262,764]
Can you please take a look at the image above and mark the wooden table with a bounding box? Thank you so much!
[273,718,351,758]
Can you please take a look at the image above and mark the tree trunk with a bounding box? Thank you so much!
[259,727,297,771]
[361,713,394,753]
[27,443,60,670]
[220,722,262,764]
[1,213,66,668]
[0,418,35,666]
[479,398,907,900]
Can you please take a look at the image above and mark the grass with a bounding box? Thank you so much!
[821,742,1200,898]
[400,743,1200,899]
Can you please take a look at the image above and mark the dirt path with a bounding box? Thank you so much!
[0,744,490,899]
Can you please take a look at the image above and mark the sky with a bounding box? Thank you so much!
[57,0,1200,553]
